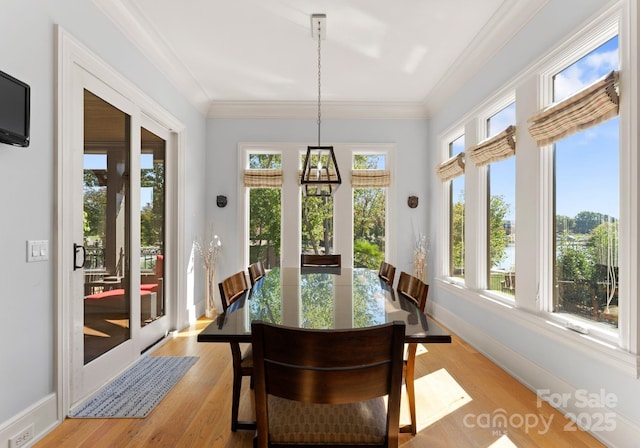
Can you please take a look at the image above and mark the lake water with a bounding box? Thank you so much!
[493,244,515,271]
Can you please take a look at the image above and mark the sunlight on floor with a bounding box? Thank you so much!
[174,318,215,337]
[407,367,472,432]
[105,318,129,329]
[488,434,518,447]
[83,326,110,338]
[175,328,206,337]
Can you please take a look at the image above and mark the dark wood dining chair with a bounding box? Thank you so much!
[252,320,406,447]
[218,271,253,431]
[396,271,429,435]
[300,253,341,267]
[219,271,250,312]
[378,261,396,286]
[248,260,266,286]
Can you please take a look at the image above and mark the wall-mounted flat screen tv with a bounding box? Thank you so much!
[0,70,30,147]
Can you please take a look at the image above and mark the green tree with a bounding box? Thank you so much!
[140,161,165,248]
[354,188,385,250]
[140,203,155,246]
[250,188,281,267]
[248,154,282,266]
[556,236,593,282]
[588,221,619,313]
[83,186,106,240]
[574,211,608,234]
[353,239,383,270]
[489,195,511,268]
[589,221,618,267]
[451,200,465,274]
[353,155,386,266]
[452,194,510,274]
[302,196,334,254]
[556,215,575,234]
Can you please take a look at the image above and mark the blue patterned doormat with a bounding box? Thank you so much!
[69,356,199,418]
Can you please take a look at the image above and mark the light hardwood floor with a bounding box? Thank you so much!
[35,317,605,448]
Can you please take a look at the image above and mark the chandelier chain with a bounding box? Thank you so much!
[317,19,322,146]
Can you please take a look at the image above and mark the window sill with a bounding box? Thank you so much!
[436,278,640,378]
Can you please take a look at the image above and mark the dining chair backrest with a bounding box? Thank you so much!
[300,253,341,267]
[248,260,266,285]
[378,261,396,286]
[217,270,253,432]
[397,271,428,312]
[219,271,250,312]
[396,271,429,436]
[252,320,405,447]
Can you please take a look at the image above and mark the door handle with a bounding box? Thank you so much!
[73,243,86,271]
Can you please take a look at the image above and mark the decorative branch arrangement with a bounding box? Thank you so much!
[194,231,222,318]
[414,233,429,282]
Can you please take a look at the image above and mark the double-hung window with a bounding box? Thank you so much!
[438,133,466,279]
[352,154,390,270]
[532,33,620,333]
[244,152,283,268]
[470,102,516,296]
[241,143,394,270]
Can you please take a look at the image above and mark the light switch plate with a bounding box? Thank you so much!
[27,240,49,262]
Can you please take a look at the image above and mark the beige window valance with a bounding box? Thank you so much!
[351,170,391,188]
[243,169,283,188]
[528,70,619,147]
[469,125,516,166]
[437,153,466,181]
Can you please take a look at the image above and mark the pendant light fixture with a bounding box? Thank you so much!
[300,13,341,197]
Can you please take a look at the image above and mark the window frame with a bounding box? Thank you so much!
[435,4,638,371]
[351,151,391,269]
[537,13,625,346]
[476,95,517,302]
[438,127,466,282]
[239,142,396,270]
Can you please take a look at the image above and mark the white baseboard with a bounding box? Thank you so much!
[432,303,640,448]
[0,394,59,447]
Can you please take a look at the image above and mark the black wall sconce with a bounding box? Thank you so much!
[216,195,228,208]
[408,196,419,208]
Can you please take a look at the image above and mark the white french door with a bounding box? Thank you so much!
[66,67,172,407]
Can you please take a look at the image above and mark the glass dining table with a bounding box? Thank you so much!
[197,267,452,344]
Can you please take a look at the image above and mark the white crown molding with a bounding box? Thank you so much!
[423,0,550,116]
[92,0,211,115]
[207,100,428,120]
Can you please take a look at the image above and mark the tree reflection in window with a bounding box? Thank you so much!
[248,267,282,323]
[300,273,335,328]
[352,269,386,328]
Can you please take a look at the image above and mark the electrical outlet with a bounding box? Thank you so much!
[9,424,33,448]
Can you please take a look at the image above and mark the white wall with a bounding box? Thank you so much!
[0,0,207,438]
[427,0,640,446]
[206,118,429,281]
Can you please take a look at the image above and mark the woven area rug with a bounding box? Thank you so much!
[69,356,198,418]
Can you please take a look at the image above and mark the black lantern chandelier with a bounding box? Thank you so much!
[300,14,341,197]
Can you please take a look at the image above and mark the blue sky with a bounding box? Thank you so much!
[84,153,155,210]
[554,36,619,219]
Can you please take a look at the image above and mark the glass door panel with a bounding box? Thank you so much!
[140,128,166,327]
[83,89,131,364]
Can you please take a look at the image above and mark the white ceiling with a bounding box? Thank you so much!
[94,0,548,118]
